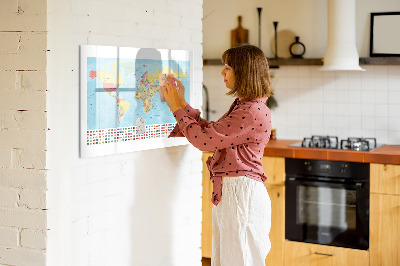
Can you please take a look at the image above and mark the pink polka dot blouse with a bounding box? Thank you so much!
[169,97,272,206]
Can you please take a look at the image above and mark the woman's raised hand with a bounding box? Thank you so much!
[169,75,187,108]
[161,75,186,113]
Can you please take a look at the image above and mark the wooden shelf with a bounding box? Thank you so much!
[359,57,400,65]
[203,57,400,67]
[268,58,322,67]
[203,58,323,67]
[202,59,223,66]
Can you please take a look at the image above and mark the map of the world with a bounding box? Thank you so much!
[87,57,190,130]
[80,45,193,157]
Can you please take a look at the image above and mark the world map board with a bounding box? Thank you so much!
[86,57,190,146]
[80,45,193,157]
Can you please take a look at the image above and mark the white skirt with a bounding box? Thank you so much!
[212,176,271,266]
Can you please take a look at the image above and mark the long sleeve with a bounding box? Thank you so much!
[172,105,257,152]
[168,104,211,137]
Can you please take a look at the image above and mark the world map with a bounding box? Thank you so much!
[86,57,190,131]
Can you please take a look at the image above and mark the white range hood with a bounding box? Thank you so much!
[320,0,365,71]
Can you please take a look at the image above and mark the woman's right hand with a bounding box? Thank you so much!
[168,75,187,108]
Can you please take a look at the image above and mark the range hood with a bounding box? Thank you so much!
[320,0,365,71]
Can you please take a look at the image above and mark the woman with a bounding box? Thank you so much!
[162,44,273,266]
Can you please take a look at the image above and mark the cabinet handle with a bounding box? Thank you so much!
[314,252,335,257]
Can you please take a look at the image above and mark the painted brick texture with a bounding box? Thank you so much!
[0,0,48,265]
[21,229,47,250]
[0,227,19,247]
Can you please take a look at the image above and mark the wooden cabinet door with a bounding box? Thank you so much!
[284,241,369,266]
[262,156,285,186]
[370,163,400,195]
[201,152,213,258]
[262,156,285,265]
[370,193,400,266]
[264,184,284,266]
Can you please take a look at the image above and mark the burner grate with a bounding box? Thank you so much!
[301,135,339,149]
[296,136,378,151]
[340,137,377,151]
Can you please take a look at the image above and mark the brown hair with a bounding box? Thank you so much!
[221,44,273,99]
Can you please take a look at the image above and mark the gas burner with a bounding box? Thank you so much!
[301,135,339,149]
[290,136,380,151]
[340,137,377,151]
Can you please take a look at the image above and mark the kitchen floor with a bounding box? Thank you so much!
[202,257,211,266]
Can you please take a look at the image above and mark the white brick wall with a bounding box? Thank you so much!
[0,187,19,208]
[46,0,203,266]
[21,229,47,250]
[0,227,19,247]
[0,0,48,265]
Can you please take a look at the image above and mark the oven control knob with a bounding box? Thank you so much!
[340,164,347,174]
[304,162,312,171]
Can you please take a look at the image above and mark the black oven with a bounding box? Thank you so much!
[285,158,369,250]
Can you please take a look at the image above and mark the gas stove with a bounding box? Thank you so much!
[289,135,381,151]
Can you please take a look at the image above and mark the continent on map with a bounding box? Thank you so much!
[117,98,130,123]
[160,67,188,80]
[135,67,188,113]
[89,66,131,124]
[89,70,97,79]
[89,64,125,92]
[135,71,158,113]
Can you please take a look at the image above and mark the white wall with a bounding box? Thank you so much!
[0,0,48,265]
[203,0,400,145]
[203,0,400,58]
[46,0,203,265]
[204,0,326,59]
[271,65,400,144]
[204,65,400,144]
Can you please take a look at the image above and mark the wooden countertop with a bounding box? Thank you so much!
[263,139,400,165]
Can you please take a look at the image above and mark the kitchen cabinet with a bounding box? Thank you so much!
[264,184,284,266]
[201,154,286,266]
[370,163,400,266]
[284,241,369,266]
[370,193,400,266]
[261,156,285,266]
[261,156,285,186]
[370,163,400,195]
[201,152,213,258]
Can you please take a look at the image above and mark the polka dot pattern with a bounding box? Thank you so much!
[169,97,272,206]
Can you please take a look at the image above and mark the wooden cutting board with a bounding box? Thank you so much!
[231,16,249,48]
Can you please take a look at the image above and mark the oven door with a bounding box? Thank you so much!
[285,177,369,250]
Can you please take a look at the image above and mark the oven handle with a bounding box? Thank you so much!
[286,177,364,189]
